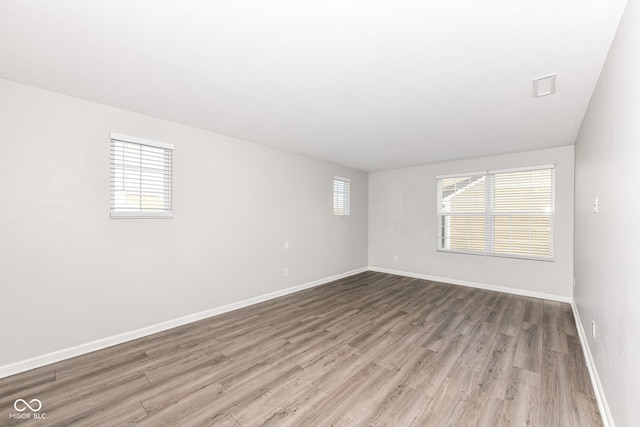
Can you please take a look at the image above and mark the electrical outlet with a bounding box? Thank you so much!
[393,255,399,261]
[283,268,289,276]
[593,197,599,213]
[284,241,289,250]
[592,321,596,338]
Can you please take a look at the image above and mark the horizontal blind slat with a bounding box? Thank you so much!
[333,177,350,216]
[437,166,554,260]
[110,136,173,217]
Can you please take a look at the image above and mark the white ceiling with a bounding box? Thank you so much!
[0,1,628,171]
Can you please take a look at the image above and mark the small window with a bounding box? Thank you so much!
[110,133,173,218]
[437,165,554,260]
[333,177,351,216]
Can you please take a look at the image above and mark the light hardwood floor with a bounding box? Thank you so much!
[0,272,601,426]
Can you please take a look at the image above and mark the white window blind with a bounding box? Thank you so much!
[437,165,554,260]
[110,133,173,218]
[333,177,351,216]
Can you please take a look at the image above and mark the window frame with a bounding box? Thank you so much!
[333,177,351,216]
[436,165,555,261]
[109,133,174,219]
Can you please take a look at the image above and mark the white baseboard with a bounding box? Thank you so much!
[0,267,368,380]
[571,302,615,427]
[368,266,573,303]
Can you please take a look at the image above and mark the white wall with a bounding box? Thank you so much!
[574,0,639,424]
[0,78,368,368]
[369,146,574,299]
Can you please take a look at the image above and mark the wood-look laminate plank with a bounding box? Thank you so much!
[404,303,439,329]
[562,303,579,337]
[0,355,149,418]
[454,312,483,336]
[498,295,527,336]
[566,334,594,396]
[422,311,467,352]
[400,286,443,314]
[454,287,488,314]
[571,391,604,427]
[139,383,238,427]
[361,384,426,426]
[543,300,569,354]
[351,329,406,369]
[475,332,519,400]
[0,272,602,426]
[166,372,269,425]
[140,374,228,416]
[216,326,282,357]
[339,365,400,424]
[73,402,149,427]
[439,363,481,399]
[54,350,150,381]
[212,319,280,344]
[486,292,511,324]
[383,344,438,391]
[0,368,56,399]
[7,374,151,427]
[226,372,311,425]
[142,350,230,383]
[457,320,499,373]
[540,349,574,427]
[424,333,475,397]
[498,367,540,426]
[524,297,545,325]
[258,385,328,427]
[297,344,360,387]
[298,362,388,425]
[454,390,505,427]
[416,384,466,427]
[219,359,301,393]
[286,331,348,368]
[514,321,543,373]
[373,330,434,371]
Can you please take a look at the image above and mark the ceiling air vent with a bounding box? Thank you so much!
[533,74,557,97]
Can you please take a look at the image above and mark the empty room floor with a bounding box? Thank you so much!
[0,272,601,426]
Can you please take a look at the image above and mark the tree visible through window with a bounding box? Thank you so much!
[437,166,554,260]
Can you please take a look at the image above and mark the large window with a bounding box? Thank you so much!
[333,177,351,216]
[110,133,173,218]
[437,165,554,260]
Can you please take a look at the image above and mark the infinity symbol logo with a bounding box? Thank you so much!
[14,399,42,412]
